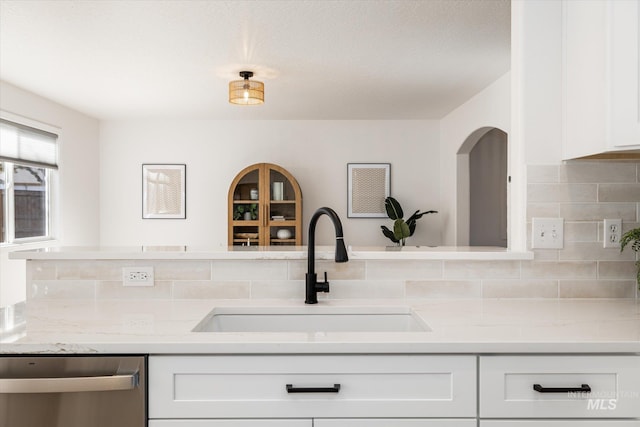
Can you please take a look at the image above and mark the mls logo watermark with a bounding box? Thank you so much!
[567,390,625,411]
[586,398,617,411]
[566,390,639,411]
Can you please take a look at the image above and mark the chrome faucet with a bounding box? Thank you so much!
[305,207,348,304]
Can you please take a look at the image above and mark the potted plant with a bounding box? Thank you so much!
[620,227,640,288]
[233,203,258,220]
[380,196,437,246]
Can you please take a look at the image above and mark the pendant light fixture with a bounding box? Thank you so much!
[229,71,264,105]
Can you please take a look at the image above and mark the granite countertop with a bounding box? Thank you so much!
[1,298,639,354]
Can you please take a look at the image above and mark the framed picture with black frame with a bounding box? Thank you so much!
[347,163,391,218]
[142,164,186,219]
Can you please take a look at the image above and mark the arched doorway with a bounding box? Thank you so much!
[457,127,508,247]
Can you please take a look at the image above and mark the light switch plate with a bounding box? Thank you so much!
[531,218,564,249]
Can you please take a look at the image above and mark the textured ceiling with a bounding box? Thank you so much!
[0,0,510,120]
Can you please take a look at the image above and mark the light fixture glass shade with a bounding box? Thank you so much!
[229,78,264,105]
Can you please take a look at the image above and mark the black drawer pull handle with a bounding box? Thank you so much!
[533,383,591,393]
[286,384,341,393]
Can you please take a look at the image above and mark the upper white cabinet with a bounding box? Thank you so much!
[562,0,640,159]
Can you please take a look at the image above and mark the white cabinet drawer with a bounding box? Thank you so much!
[481,421,640,427]
[480,356,640,418]
[316,420,477,427]
[149,355,476,419]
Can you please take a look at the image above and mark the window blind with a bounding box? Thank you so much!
[0,118,58,169]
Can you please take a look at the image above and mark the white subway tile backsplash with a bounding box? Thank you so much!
[558,241,636,261]
[598,261,638,279]
[559,202,637,221]
[30,280,96,299]
[528,183,597,203]
[172,280,250,299]
[56,260,132,280]
[521,261,597,279]
[559,280,636,298]
[327,280,405,299]
[28,261,56,280]
[444,260,520,280]
[250,280,304,299]
[530,249,560,261]
[564,222,598,242]
[598,183,640,202]
[560,162,637,183]
[365,260,442,280]
[97,281,172,299]
[212,260,287,281]
[526,203,560,220]
[482,280,558,298]
[151,260,211,280]
[406,280,481,299]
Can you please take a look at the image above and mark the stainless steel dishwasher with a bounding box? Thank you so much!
[0,355,146,427]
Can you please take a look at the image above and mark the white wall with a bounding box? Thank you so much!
[439,73,511,245]
[99,120,440,247]
[0,81,100,306]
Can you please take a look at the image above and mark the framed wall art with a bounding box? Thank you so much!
[142,164,186,219]
[347,163,390,218]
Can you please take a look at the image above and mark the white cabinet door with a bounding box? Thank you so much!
[149,421,311,427]
[149,355,476,419]
[481,421,640,427]
[609,0,640,148]
[562,0,608,159]
[562,0,640,159]
[316,420,476,427]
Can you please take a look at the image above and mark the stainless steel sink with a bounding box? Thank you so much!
[192,306,430,333]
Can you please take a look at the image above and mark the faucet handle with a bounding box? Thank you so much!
[316,271,330,293]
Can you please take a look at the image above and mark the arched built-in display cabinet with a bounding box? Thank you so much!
[228,163,302,246]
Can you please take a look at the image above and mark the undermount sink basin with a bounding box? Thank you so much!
[192,306,430,333]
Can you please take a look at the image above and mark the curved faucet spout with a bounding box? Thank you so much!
[306,207,348,304]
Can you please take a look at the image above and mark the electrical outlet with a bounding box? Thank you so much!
[531,218,564,249]
[603,218,622,248]
[122,266,154,286]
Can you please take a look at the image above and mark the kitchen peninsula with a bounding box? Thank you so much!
[3,246,640,425]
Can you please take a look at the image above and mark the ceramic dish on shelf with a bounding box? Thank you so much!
[234,232,259,239]
[276,229,292,239]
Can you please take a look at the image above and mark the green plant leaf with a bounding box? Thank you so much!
[620,227,640,288]
[621,227,640,252]
[393,218,410,240]
[407,219,417,237]
[380,225,399,243]
[406,209,438,223]
[384,197,403,220]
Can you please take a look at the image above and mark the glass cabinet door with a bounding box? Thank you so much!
[268,166,300,246]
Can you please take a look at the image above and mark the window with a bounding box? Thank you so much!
[0,118,57,244]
